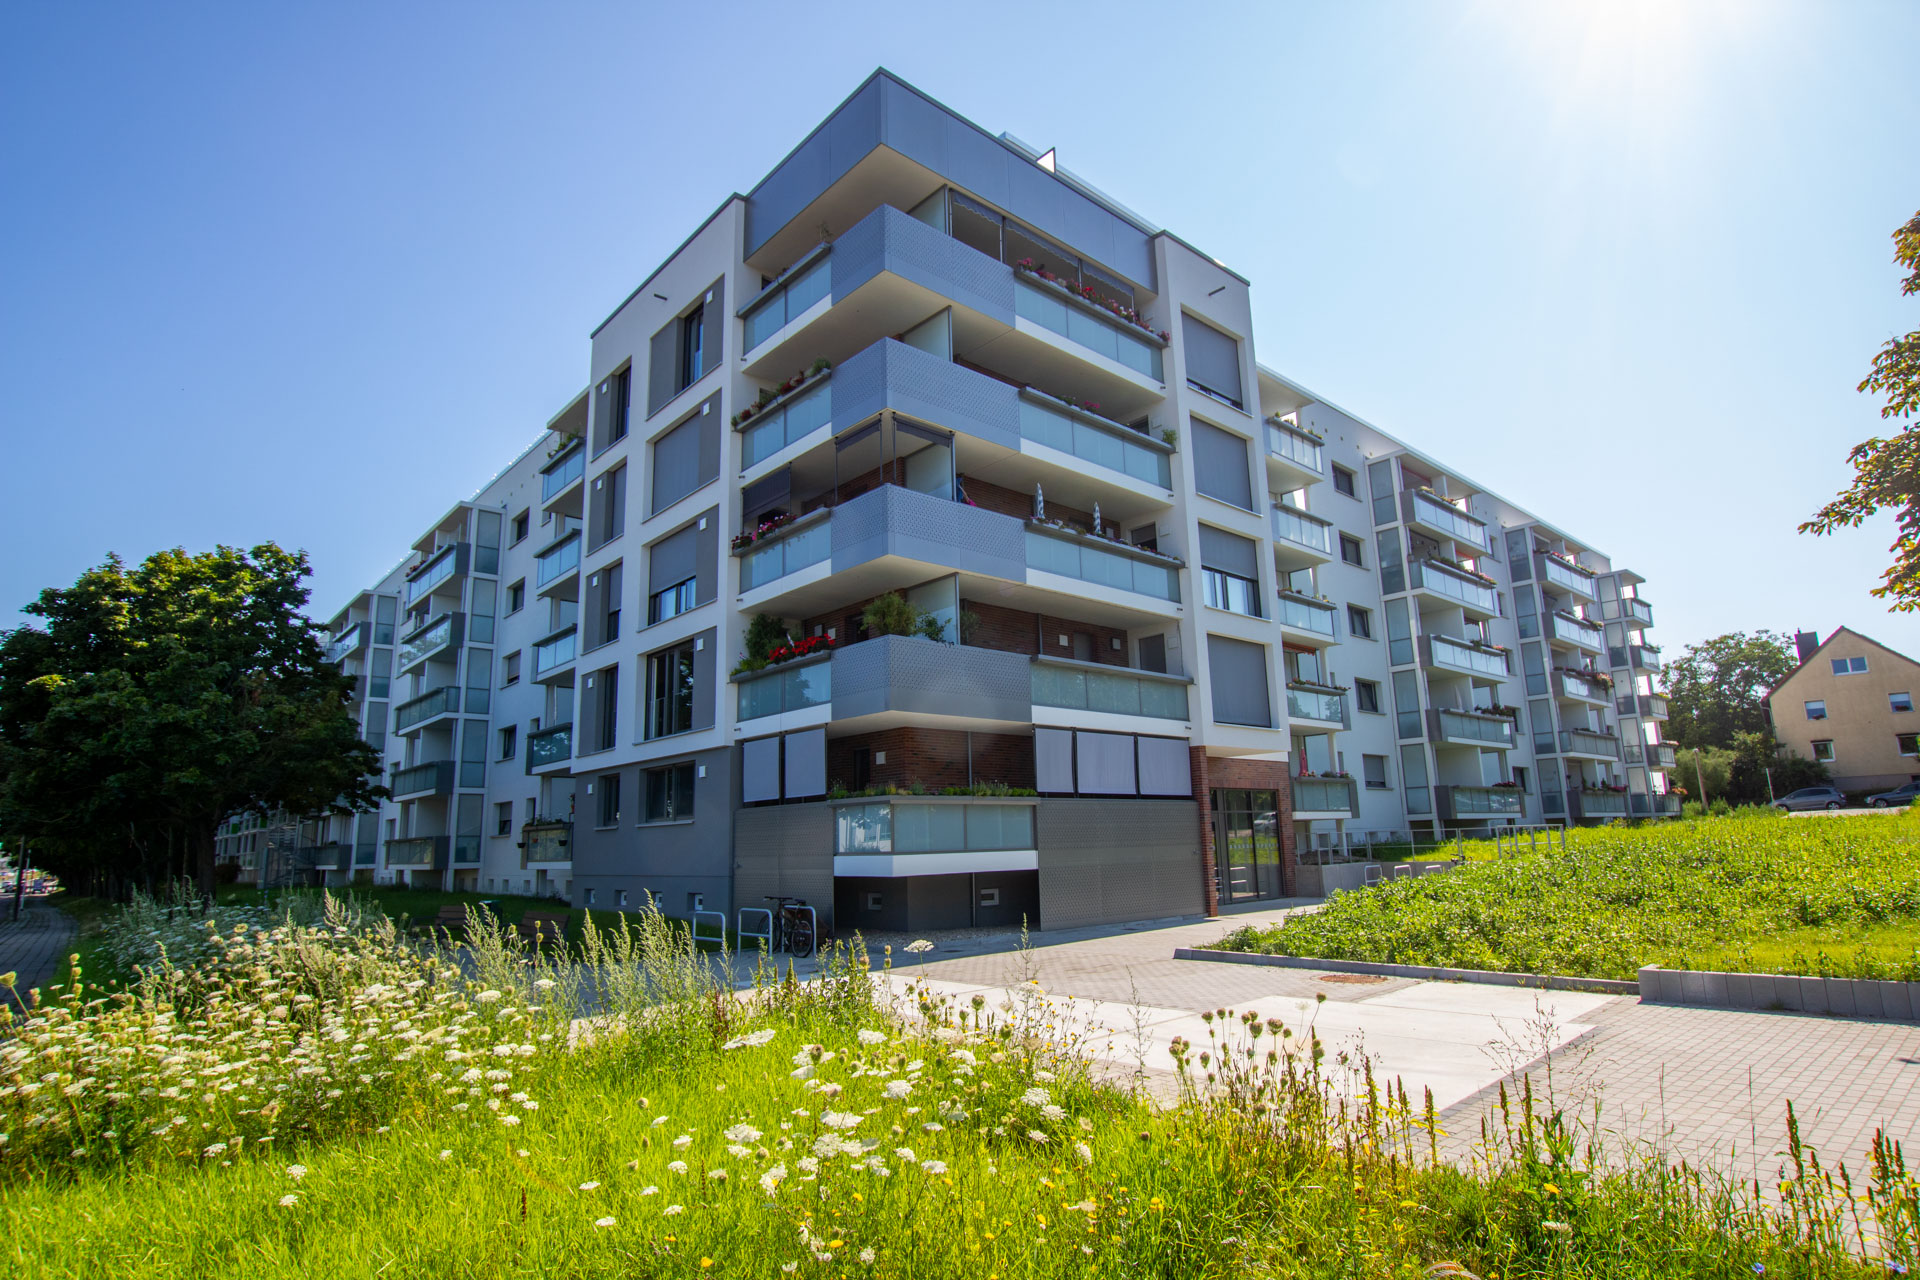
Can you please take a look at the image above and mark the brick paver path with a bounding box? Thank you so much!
[0,897,77,1007]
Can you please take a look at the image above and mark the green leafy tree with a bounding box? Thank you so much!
[0,544,383,896]
[1661,630,1797,750]
[1803,210,1920,608]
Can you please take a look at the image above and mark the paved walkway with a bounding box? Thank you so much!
[0,896,77,1005]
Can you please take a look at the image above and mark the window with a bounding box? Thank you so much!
[607,367,631,444]
[1191,420,1253,510]
[1811,740,1835,763]
[590,462,627,549]
[494,802,513,837]
[1181,314,1244,410]
[592,665,620,752]
[498,725,517,760]
[502,651,521,686]
[644,762,696,823]
[596,773,622,827]
[1362,754,1390,790]
[679,310,704,388]
[510,510,530,545]
[1901,734,1920,756]
[649,405,718,515]
[1347,605,1373,639]
[1339,534,1365,567]
[647,287,720,416]
[1893,692,1913,714]
[647,641,697,739]
[1197,525,1261,617]
[1332,465,1357,498]
[507,579,525,613]
[1202,568,1260,617]
[1832,656,1869,675]
[649,577,698,625]
[1805,699,1828,720]
[1354,678,1382,714]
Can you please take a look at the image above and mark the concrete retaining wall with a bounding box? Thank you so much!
[1176,947,1639,995]
[1295,860,1456,897]
[1638,965,1920,1020]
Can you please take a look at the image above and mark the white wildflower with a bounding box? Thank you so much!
[278,1194,298,1208]
[922,1160,948,1175]
[857,1029,887,1045]
[663,1204,684,1216]
[723,1123,763,1144]
[594,1216,616,1228]
[285,1164,307,1180]
[821,1111,862,1130]
[722,1028,777,1050]
[579,1181,600,1191]
[668,1160,688,1174]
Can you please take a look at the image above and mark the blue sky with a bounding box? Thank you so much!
[2,1,1916,659]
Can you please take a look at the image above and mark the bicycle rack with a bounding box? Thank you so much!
[737,907,773,954]
[691,910,728,950]
[787,904,818,955]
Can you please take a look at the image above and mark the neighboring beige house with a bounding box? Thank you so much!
[1767,627,1920,792]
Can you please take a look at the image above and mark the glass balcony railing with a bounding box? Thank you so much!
[520,820,572,867]
[1286,684,1349,726]
[1032,661,1189,720]
[541,441,585,501]
[736,658,832,721]
[1538,554,1596,597]
[1444,785,1525,817]
[390,760,454,798]
[526,724,572,771]
[1277,591,1338,636]
[1560,728,1622,759]
[834,800,1037,856]
[1556,670,1608,702]
[1013,279,1164,380]
[535,533,581,587]
[533,626,577,677]
[1017,394,1172,487]
[1409,559,1499,615]
[405,544,464,605]
[1650,793,1681,815]
[1271,505,1334,556]
[1646,742,1677,768]
[741,378,833,469]
[1292,777,1356,814]
[1426,634,1511,678]
[1025,528,1180,602]
[396,613,460,672]
[740,517,832,592]
[1549,611,1604,650]
[395,686,461,733]
[323,622,368,665]
[1266,420,1323,474]
[1429,707,1517,748]
[1624,597,1655,626]
[384,835,448,868]
[1576,791,1629,819]
[1406,490,1490,552]
[743,253,832,352]
[1639,694,1669,719]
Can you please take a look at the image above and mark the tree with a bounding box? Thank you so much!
[1661,630,1797,751]
[1803,210,1920,609]
[0,544,384,896]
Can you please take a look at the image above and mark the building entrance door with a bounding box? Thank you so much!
[1212,788,1282,903]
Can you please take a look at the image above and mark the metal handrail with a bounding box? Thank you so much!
[737,907,773,954]
[692,910,728,950]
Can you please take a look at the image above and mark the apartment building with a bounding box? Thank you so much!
[1767,627,1920,792]
[311,70,1673,929]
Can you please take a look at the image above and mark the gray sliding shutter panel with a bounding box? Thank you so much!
[1137,736,1189,796]
[1074,731,1138,795]
[693,507,719,605]
[1197,524,1258,578]
[1207,634,1271,727]
[784,727,825,798]
[649,523,699,593]
[1181,314,1243,405]
[647,321,678,416]
[690,627,716,731]
[1192,421,1253,511]
[699,278,724,378]
[741,737,780,803]
[696,400,720,489]
[1035,727,1075,793]
[651,418,699,514]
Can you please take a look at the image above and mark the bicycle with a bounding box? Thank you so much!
[763,895,816,958]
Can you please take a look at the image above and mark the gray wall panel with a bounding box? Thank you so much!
[732,803,836,932]
[571,749,735,917]
[1035,799,1203,930]
[829,635,1029,723]
[828,484,1025,582]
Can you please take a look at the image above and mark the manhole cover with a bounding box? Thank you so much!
[1318,973,1389,985]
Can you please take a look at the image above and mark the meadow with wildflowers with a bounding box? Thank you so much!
[1220,812,1920,982]
[1,890,1915,1278]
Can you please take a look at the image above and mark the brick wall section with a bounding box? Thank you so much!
[826,727,1035,793]
[961,476,1118,540]
[1189,750,1300,909]
[1189,748,1217,917]
[961,599,1130,666]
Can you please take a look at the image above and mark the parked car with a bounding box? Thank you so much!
[1773,786,1848,812]
[1865,780,1920,807]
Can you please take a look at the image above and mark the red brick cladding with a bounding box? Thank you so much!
[826,728,1035,793]
[1188,751,1299,909]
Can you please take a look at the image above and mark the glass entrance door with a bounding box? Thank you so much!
[1212,788,1282,902]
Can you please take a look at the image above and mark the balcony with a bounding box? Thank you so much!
[736,653,833,722]
[526,723,573,773]
[1571,790,1630,821]
[1271,504,1334,561]
[1032,658,1190,722]
[737,510,834,592]
[390,760,455,800]
[1286,683,1350,728]
[1402,490,1490,553]
[1622,597,1655,628]
[1536,553,1597,602]
[396,611,463,674]
[1436,785,1524,819]
[741,243,832,353]
[1427,707,1517,749]
[1559,728,1622,761]
[1421,633,1511,681]
[735,635,1041,728]
[535,530,582,600]
[405,543,468,607]
[1639,693,1669,720]
[385,834,449,870]
[395,686,461,733]
[1265,418,1324,488]
[1016,389,1172,489]
[1650,792,1682,816]
[1292,776,1357,818]
[532,624,578,683]
[323,622,369,666]
[739,372,836,470]
[1547,611,1604,654]
[1277,590,1339,641]
[1408,559,1500,620]
[540,438,586,511]
[301,842,345,871]
[1013,274,1165,382]
[1026,524,1181,604]
[1555,670,1611,705]
[1646,742,1678,769]
[519,819,572,868]
[831,797,1041,879]
[1611,643,1662,672]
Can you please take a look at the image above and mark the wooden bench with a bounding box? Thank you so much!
[426,904,471,938]
[515,909,570,948]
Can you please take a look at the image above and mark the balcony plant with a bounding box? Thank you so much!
[766,634,836,666]
[731,512,795,552]
[861,591,948,643]
[729,358,832,428]
[1011,258,1168,341]
[1269,415,1323,442]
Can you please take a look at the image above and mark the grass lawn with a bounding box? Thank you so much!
[1219,811,1920,981]
[214,886,729,949]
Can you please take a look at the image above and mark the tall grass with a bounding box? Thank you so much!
[2,890,1915,1277]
